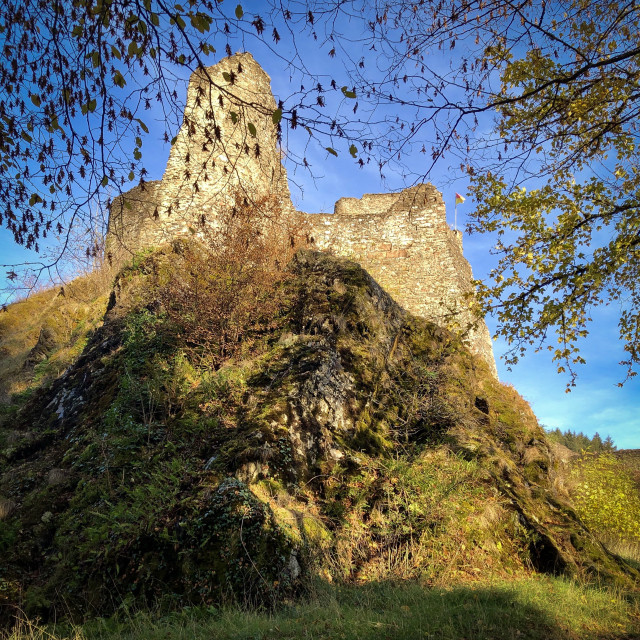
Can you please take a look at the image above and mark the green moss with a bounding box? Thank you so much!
[302,516,332,545]
[350,418,392,454]
[0,248,637,623]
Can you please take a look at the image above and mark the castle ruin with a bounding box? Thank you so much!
[106,52,497,376]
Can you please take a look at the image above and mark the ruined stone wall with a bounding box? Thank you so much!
[305,184,496,376]
[106,52,293,263]
[106,181,161,263]
[334,193,399,216]
[159,53,292,218]
[105,52,497,375]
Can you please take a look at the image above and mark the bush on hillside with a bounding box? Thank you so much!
[569,453,640,544]
[156,191,305,367]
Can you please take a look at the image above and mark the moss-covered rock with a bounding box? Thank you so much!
[0,246,636,622]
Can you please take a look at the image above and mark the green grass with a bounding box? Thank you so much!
[0,270,110,404]
[3,576,638,640]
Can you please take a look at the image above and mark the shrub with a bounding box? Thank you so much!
[569,453,640,544]
[156,191,305,367]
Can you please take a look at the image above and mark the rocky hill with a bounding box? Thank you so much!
[0,245,636,622]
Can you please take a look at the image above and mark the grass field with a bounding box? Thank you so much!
[3,576,638,640]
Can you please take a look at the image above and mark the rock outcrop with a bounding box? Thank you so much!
[0,247,635,621]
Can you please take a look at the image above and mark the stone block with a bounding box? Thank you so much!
[385,249,408,258]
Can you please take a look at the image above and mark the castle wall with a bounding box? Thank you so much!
[306,184,497,376]
[158,53,292,220]
[105,181,162,264]
[106,52,294,264]
[334,193,399,216]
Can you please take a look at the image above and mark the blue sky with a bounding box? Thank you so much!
[1,3,638,449]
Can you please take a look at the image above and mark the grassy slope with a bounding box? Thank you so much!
[0,246,638,634]
[0,271,110,403]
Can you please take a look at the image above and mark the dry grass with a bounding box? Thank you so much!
[0,268,111,402]
[600,535,640,566]
[0,497,16,520]
[1,618,84,640]
[264,449,530,587]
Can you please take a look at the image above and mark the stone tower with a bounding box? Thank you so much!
[106,52,293,261]
[106,52,498,376]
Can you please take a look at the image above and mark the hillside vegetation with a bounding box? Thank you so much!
[558,449,640,566]
[0,243,638,636]
[0,272,110,404]
[543,429,640,564]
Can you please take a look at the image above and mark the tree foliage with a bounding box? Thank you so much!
[327,0,640,381]
[2,0,639,378]
[0,0,371,264]
[546,427,616,454]
[1,0,220,255]
[329,0,640,381]
[569,452,640,544]
[461,1,640,383]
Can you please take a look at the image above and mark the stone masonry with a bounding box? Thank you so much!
[106,52,497,376]
[107,52,294,259]
[305,185,496,375]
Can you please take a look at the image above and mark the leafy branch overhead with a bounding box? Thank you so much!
[1,0,639,379]
[0,0,375,260]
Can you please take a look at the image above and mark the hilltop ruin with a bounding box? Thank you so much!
[106,52,496,375]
